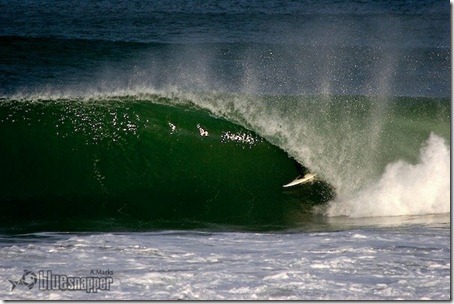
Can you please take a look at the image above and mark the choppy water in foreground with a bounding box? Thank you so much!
[0,215,450,300]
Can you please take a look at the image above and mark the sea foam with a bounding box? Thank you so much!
[326,133,450,218]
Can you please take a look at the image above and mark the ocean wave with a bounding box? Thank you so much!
[0,92,449,229]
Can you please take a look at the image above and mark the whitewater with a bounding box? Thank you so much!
[1,221,450,300]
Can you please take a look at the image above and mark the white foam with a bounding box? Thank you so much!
[327,133,450,218]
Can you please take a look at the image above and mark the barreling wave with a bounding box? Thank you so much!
[0,91,449,231]
[0,94,334,231]
[182,92,450,219]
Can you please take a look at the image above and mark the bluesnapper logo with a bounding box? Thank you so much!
[8,269,114,293]
[8,270,37,291]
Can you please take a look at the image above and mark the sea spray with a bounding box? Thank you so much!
[173,93,449,191]
[326,133,450,218]
[170,92,449,220]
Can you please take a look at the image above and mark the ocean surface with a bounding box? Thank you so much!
[0,0,450,300]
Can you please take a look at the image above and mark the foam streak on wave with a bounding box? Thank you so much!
[326,133,450,218]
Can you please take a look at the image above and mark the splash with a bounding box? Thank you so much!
[326,133,450,218]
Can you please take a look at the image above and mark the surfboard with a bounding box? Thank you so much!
[283,173,316,188]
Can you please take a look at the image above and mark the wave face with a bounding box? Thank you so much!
[0,93,449,230]
[0,96,335,230]
[167,93,450,219]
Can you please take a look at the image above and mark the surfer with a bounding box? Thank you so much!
[295,161,310,179]
[283,160,316,188]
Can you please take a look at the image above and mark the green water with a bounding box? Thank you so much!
[0,93,448,230]
[0,96,335,230]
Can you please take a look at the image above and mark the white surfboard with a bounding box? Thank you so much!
[283,173,317,188]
